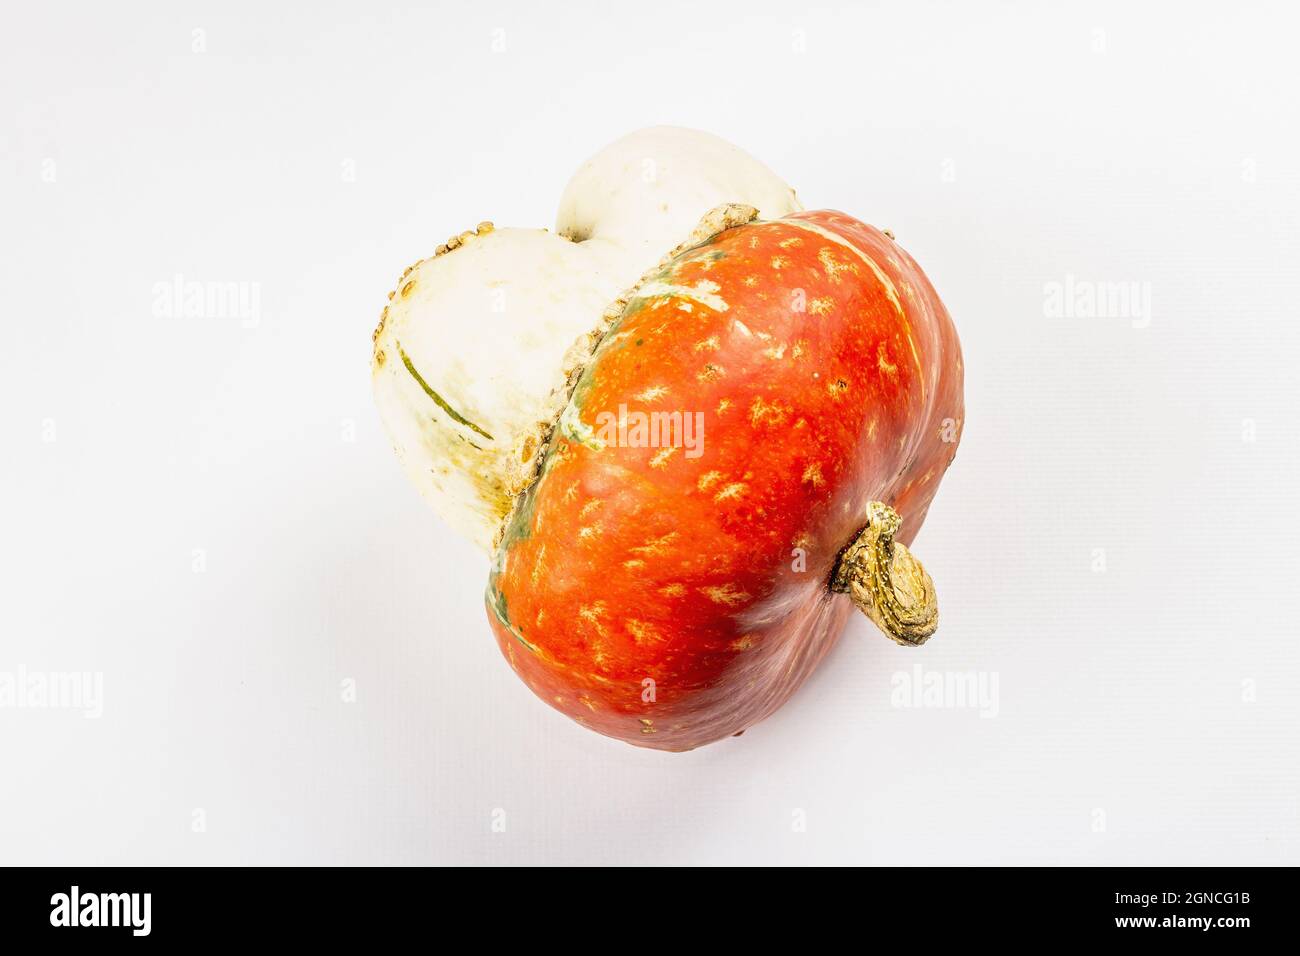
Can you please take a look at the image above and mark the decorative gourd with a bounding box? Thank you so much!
[373,128,963,750]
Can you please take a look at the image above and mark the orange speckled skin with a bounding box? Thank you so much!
[486,210,963,750]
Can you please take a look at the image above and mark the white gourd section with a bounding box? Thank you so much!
[556,126,801,266]
[371,127,801,552]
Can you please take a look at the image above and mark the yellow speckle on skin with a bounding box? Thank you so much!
[750,396,792,427]
[630,531,678,556]
[699,583,751,606]
[636,385,669,402]
[877,343,898,375]
[730,635,755,651]
[827,379,850,399]
[536,609,546,628]
[867,417,879,440]
[809,297,834,316]
[564,481,580,502]
[770,255,790,270]
[579,499,602,519]
[625,619,661,645]
[763,342,787,360]
[578,601,607,635]
[778,236,803,249]
[714,482,747,502]
[802,462,824,487]
[921,468,935,484]
[676,301,693,312]
[697,471,723,491]
[660,583,686,597]
[578,522,603,540]
[791,340,807,359]
[623,558,646,571]
[694,335,720,352]
[818,247,859,283]
[697,363,725,382]
[531,545,546,586]
[717,398,732,415]
[743,275,759,287]
[649,447,677,468]
[640,719,657,735]
[578,695,598,713]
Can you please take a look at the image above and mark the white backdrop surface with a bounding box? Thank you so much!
[2,1,1297,865]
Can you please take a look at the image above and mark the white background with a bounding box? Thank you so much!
[3,1,1298,865]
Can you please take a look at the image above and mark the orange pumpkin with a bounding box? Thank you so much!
[486,207,963,751]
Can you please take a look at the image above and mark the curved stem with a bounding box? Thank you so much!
[831,501,938,647]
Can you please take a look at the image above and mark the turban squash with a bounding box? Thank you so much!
[372,128,964,751]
